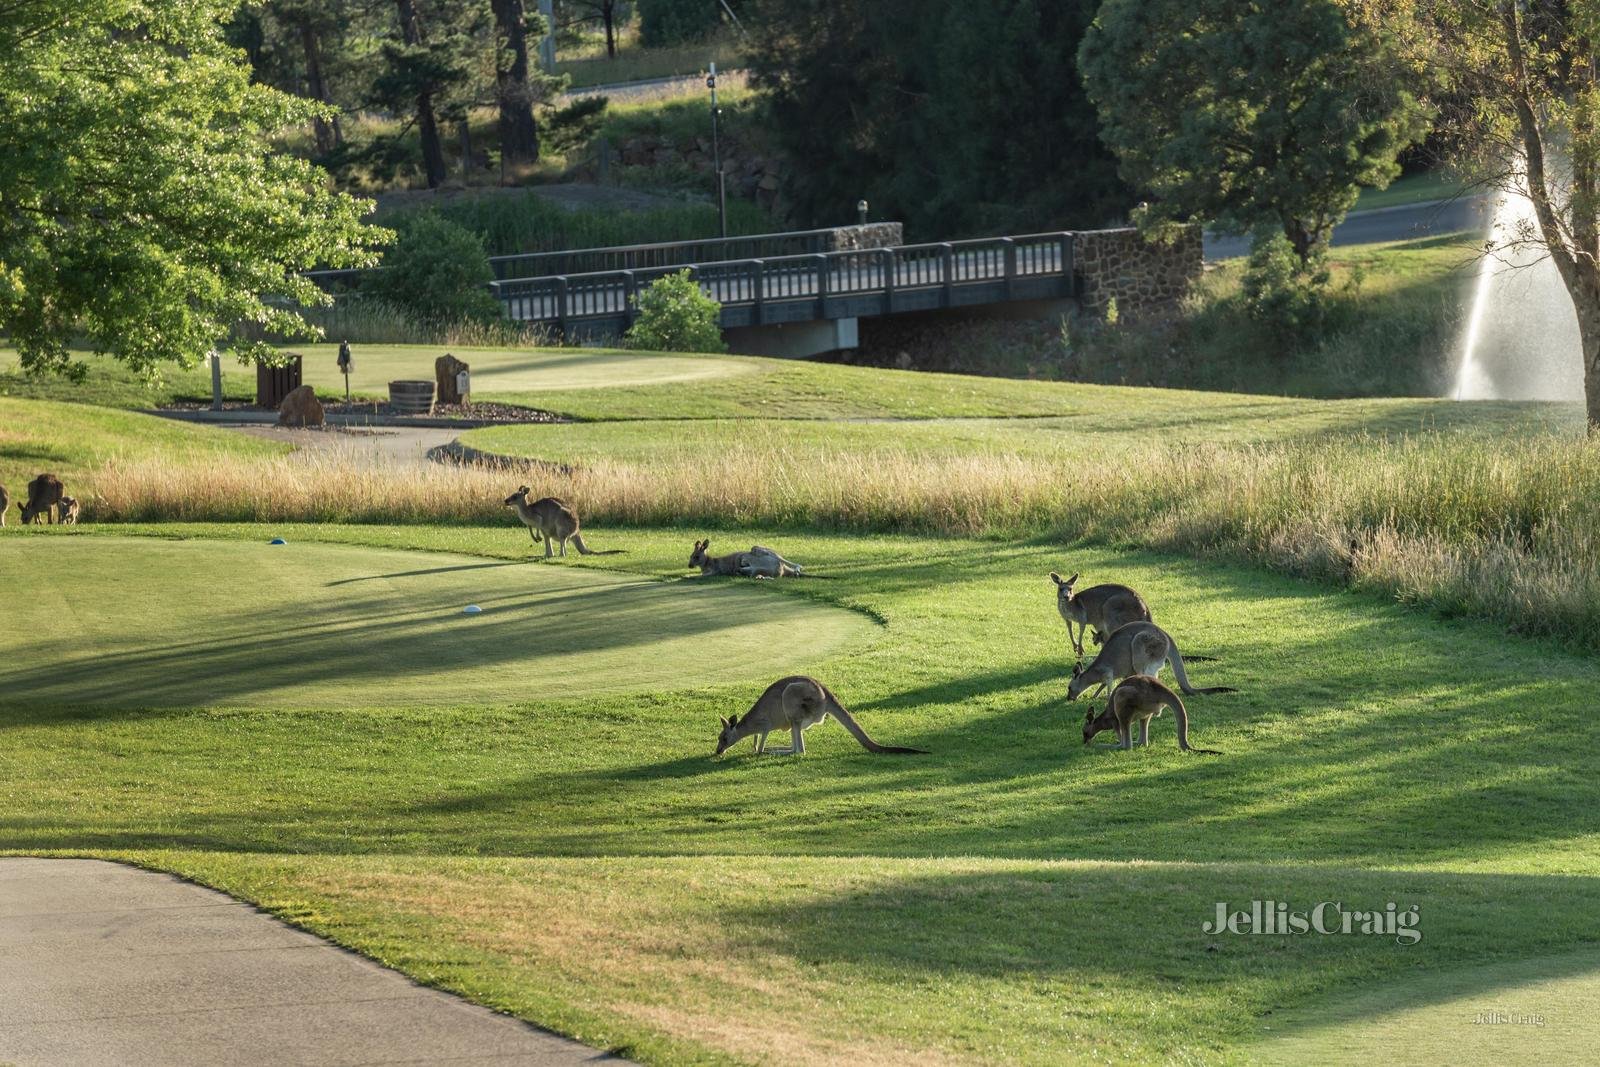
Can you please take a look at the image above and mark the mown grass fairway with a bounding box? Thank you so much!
[0,535,872,707]
[6,520,1600,1063]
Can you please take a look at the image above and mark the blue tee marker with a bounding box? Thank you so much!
[463,604,483,615]
[268,538,287,545]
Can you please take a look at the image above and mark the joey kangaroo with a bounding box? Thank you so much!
[689,539,805,578]
[715,676,928,756]
[1068,621,1237,701]
[58,496,80,524]
[503,486,620,558]
[1082,675,1222,754]
[0,482,8,526]
[1050,572,1151,657]
[19,473,63,525]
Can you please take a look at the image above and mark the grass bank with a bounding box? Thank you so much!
[855,235,1475,399]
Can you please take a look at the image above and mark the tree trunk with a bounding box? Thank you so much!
[299,20,343,155]
[604,3,617,58]
[459,118,474,182]
[492,0,541,166]
[395,0,447,188]
[1501,2,1600,430]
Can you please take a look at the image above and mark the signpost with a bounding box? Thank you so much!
[336,339,353,404]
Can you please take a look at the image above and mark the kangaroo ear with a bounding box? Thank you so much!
[1066,572,1079,586]
[718,716,730,728]
[1049,571,1062,585]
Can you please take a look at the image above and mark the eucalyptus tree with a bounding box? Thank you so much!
[1366,0,1600,430]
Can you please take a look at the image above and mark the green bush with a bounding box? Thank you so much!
[363,213,501,325]
[639,0,722,46]
[1241,230,1329,344]
[625,270,726,352]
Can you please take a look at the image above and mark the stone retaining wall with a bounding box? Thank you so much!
[1073,226,1202,317]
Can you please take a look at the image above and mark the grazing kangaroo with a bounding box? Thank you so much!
[503,486,619,558]
[58,496,80,524]
[1068,621,1237,701]
[1082,675,1222,754]
[715,676,928,756]
[0,482,8,526]
[689,539,805,578]
[19,473,64,525]
[1050,572,1151,657]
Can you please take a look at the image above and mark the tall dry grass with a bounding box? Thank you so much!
[88,431,1600,649]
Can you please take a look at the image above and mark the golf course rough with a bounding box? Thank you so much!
[0,536,876,709]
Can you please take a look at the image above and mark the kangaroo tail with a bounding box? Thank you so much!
[1167,640,1238,696]
[825,692,928,755]
[570,533,625,556]
[1165,691,1222,754]
[1181,653,1219,662]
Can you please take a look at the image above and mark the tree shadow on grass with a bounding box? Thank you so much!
[730,860,1600,1057]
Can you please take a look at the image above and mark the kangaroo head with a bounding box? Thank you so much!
[503,485,531,507]
[1066,661,1096,702]
[1082,702,1115,745]
[689,539,711,569]
[714,712,740,755]
[59,495,76,509]
[1051,570,1083,610]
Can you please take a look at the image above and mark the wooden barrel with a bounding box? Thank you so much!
[257,354,303,408]
[388,379,435,415]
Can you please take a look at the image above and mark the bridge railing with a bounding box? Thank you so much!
[490,231,1076,330]
[487,227,858,281]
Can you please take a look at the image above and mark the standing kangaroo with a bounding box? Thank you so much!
[715,676,928,756]
[19,473,64,525]
[1050,572,1151,657]
[689,539,804,578]
[58,496,80,524]
[1068,621,1237,701]
[1082,675,1222,754]
[0,482,8,526]
[503,486,617,558]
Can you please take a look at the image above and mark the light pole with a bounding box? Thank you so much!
[708,61,727,239]
[857,199,869,226]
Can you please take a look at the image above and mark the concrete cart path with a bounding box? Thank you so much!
[0,858,620,1066]
[230,423,463,465]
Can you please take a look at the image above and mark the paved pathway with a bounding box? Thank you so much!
[0,859,617,1066]
[231,423,462,466]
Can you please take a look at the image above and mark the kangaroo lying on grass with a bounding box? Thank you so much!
[58,496,80,525]
[1068,621,1238,701]
[715,676,929,756]
[20,473,63,525]
[1082,675,1222,754]
[689,539,806,578]
[1051,571,1151,657]
[503,486,621,558]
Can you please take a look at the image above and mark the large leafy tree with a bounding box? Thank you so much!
[0,0,385,379]
[1081,0,1428,267]
[746,0,1130,237]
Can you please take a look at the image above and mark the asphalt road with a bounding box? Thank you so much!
[1202,196,1491,260]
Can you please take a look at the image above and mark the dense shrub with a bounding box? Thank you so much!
[362,213,500,326]
[639,0,723,46]
[624,270,726,352]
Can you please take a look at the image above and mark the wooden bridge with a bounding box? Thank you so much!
[490,231,1077,344]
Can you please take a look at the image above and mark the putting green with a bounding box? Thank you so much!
[0,536,874,709]
[1250,951,1600,1065]
[268,344,754,398]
